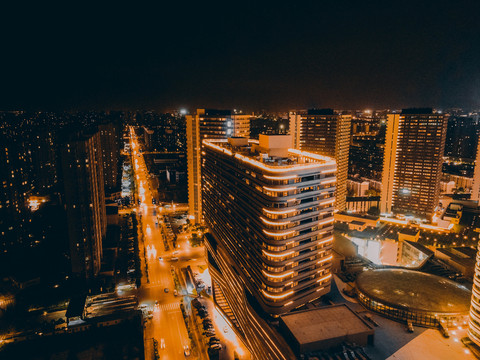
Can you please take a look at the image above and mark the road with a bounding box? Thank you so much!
[129,128,198,360]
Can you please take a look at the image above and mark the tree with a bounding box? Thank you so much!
[365,189,379,197]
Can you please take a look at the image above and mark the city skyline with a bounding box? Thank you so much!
[2,1,480,358]
[1,108,479,359]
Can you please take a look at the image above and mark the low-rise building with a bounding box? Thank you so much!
[347,179,370,197]
[435,247,476,279]
[335,212,379,229]
[397,240,433,268]
[279,304,374,356]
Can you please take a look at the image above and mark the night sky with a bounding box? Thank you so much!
[2,1,480,111]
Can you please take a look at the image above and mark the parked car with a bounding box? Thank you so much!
[407,321,414,333]
[209,343,222,350]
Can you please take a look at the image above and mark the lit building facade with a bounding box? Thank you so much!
[380,109,447,219]
[98,122,120,192]
[187,109,251,223]
[28,130,59,195]
[0,133,29,250]
[289,109,351,212]
[468,242,480,346]
[60,130,107,280]
[444,115,478,161]
[203,135,336,359]
[471,135,480,202]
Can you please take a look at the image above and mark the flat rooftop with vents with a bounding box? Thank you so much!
[279,304,374,355]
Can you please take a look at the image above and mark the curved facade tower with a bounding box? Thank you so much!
[468,242,480,345]
[202,135,336,359]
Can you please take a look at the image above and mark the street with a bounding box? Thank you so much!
[129,128,193,360]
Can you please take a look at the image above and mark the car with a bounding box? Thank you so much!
[173,250,179,255]
[184,345,191,357]
[223,326,228,333]
[173,289,178,296]
[171,257,179,261]
[158,257,163,261]
[164,288,169,293]
[155,300,159,306]
[407,321,414,333]
[209,343,222,350]
[160,338,165,349]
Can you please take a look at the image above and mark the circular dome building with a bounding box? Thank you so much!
[356,269,471,328]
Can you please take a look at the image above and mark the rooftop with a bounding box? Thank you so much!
[401,108,433,114]
[404,240,434,256]
[203,137,336,172]
[356,269,471,314]
[280,304,373,345]
[337,212,380,221]
[307,108,335,115]
[398,227,420,236]
[435,247,476,267]
[66,294,86,319]
[351,220,366,226]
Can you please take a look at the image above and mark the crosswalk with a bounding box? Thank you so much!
[156,302,180,312]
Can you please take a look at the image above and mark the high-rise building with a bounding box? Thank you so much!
[186,109,251,223]
[60,130,107,280]
[250,114,289,138]
[98,122,120,192]
[444,115,479,161]
[27,130,59,195]
[349,110,386,181]
[0,133,29,250]
[203,135,336,359]
[136,112,186,153]
[468,242,480,346]
[289,109,351,212]
[142,126,154,151]
[380,109,447,219]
